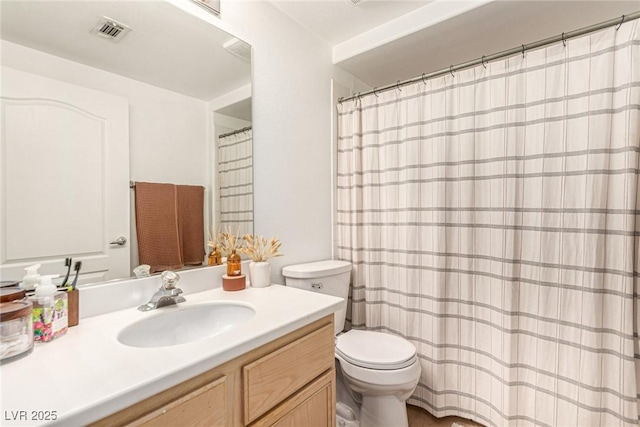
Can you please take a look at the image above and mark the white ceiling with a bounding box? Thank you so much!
[272,0,640,89]
[0,0,252,102]
[271,0,433,45]
[3,0,637,102]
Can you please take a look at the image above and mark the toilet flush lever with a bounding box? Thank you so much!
[312,282,323,289]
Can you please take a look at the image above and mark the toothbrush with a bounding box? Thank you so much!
[60,257,72,287]
[70,261,82,290]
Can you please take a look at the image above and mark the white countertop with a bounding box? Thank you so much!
[0,284,343,426]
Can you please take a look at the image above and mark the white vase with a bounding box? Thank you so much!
[249,261,271,288]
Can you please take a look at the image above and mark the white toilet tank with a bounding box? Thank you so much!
[282,260,352,335]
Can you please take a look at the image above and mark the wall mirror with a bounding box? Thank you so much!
[0,0,252,285]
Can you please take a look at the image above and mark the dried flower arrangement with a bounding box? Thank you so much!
[218,226,242,257]
[207,227,220,249]
[239,234,283,262]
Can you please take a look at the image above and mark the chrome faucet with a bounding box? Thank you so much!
[137,270,186,311]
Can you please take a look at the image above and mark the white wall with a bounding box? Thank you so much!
[1,40,210,270]
[173,0,340,283]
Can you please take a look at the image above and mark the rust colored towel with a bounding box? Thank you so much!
[134,182,182,273]
[177,185,205,266]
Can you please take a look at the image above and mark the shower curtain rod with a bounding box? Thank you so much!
[218,126,252,139]
[339,11,640,103]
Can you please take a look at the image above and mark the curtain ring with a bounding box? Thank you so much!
[422,73,427,85]
[353,93,360,105]
[481,56,487,68]
[396,81,402,92]
[616,15,625,31]
[338,96,344,104]
[521,44,525,58]
[449,65,455,78]
[373,87,379,98]
[561,32,566,47]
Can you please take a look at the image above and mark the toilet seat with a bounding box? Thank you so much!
[335,330,417,370]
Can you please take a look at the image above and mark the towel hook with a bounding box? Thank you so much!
[481,55,487,68]
[561,32,566,47]
[616,15,625,31]
[449,65,455,78]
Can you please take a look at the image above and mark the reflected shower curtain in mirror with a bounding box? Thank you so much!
[336,22,640,426]
[217,129,253,235]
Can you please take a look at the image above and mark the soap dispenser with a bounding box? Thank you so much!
[21,264,41,291]
[29,275,68,343]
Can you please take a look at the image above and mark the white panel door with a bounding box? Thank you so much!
[1,66,130,284]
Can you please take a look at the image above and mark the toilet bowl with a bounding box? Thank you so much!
[283,260,422,427]
[335,329,421,427]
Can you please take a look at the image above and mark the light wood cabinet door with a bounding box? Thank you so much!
[129,376,227,427]
[251,370,335,427]
[243,323,334,424]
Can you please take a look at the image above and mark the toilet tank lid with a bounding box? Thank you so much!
[282,260,352,279]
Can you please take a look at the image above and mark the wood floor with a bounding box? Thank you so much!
[407,405,484,427]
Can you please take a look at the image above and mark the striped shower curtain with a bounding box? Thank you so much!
[336,21,640,427]
[218,129,253,235]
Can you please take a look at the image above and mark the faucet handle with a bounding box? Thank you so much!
[160,270,180,290]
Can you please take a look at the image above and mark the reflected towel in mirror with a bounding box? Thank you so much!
[177,184,205,266]
[134,182,205,273]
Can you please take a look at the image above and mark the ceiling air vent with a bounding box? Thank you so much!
[91,17,131,42]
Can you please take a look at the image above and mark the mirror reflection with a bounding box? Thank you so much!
[214,101,253,237]
[0,0,252,284]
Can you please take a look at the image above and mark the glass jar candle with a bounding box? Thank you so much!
[0,288,34,364]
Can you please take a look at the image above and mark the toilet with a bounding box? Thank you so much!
[283,260,421,427]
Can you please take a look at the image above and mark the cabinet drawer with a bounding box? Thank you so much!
[243,323,334,424]
[129,376,227,427]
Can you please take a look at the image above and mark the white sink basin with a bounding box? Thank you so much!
[118,302,255,348]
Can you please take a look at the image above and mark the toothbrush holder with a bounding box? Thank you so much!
[67,289,79,327]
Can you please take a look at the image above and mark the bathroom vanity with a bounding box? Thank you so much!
[0,267,343,427]
[92,315,335,426]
